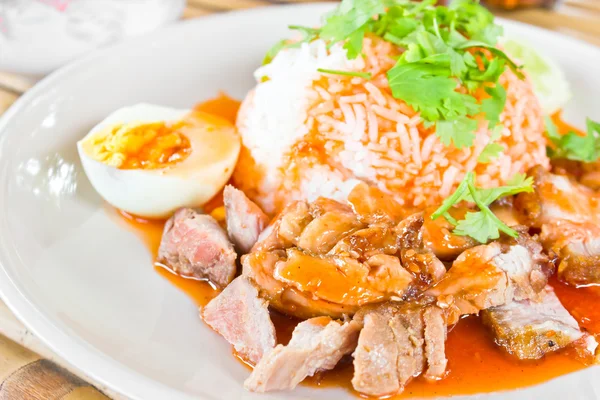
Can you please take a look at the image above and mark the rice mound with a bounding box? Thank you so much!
[233,36,549,214]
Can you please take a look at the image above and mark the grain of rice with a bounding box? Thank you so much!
[340,93,368,103]
[234,36,549,213]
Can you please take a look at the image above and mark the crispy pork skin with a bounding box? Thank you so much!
[428,234,551,324]
[244,317,360,392]
[224,185,270,254]
[482,286,598,359]
[351,303,446,397]
[202,276,276,365]
[158,208,236,287]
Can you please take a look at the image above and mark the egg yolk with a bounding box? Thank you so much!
[85,120,191,170]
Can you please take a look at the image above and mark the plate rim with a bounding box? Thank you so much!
[0,3,598,400]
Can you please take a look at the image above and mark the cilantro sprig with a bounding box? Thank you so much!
[263,0,522,154]
[545,117,600,163]
[431,172,533,243]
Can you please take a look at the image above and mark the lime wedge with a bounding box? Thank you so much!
[503,37,571,116]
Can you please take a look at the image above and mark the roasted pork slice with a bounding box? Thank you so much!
[396,213,447,284]
[242,198,424,319]
[515,167,600,285]
[347,182,408,224]
[296,205,362,254]
[329,224,399,260]
[551,158,600,191]
[202,276,276,365]
[224,185,270,254]
[428,234,551,324]
[158,208,236,287]
[244,317,360,392]
[244,247,414,319]
[542,221,600,286]
[421,207,478,261]
[423,306,447,380]
[242,251,359,319]
[515,166,600,226]
[351,303,447,397]
[255,198,361,254]
[482,286,598,360]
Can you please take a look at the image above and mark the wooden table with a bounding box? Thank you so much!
[0,1,598,398]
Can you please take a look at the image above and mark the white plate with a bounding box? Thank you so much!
[0,3,599,400]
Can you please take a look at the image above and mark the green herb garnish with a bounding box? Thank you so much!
[478,125,504,163]
[431,172,533,243]
[545,117,600,163]
[263,0,522,152]
[317,68,372,79]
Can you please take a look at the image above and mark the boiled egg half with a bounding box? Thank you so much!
[77,104,241,218]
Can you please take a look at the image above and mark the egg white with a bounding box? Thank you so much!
[77,103,241,218]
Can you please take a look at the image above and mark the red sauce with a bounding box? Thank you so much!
[119,207,599,398]
[193,93,241,125]
[116,209,220,307]
[113,102,600,397]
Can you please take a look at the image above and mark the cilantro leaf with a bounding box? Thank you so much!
[478,125,504,163]
[456,40,524,79]
[478,142,504,163]
[466,56,506,84]
[268,0,525,157]
[262,25,320,64]
[436,116,478,148]
[465,173,533,205]
[344,25,367,59]
[430,173,471,220]
[431,171,532,243]
[387,61,477,121]
[460,178,519,241]
[320,0,386,52]
[481,84,506,127]
[546,117,600,163]
[449,0,495,40]
[471,23,503,46]
[453,211,503,243]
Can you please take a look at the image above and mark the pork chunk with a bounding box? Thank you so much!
[423,306,447,380]
[202,276,276,365]
[244,317,360,392]
[515,167,600,286]
[482,286,598,359]
[428,235,551,324]
[421,207,478,261]
[242,199,420,319]
[352,303,446,397]
[396,213,447,284]
[515,166,600,226]
[224,185,270,254]
[542,221,600,286]
[158,208,236,287]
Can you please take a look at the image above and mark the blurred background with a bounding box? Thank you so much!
[0,0,598,78]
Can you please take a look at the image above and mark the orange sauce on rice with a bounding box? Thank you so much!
[115,101,599,398]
